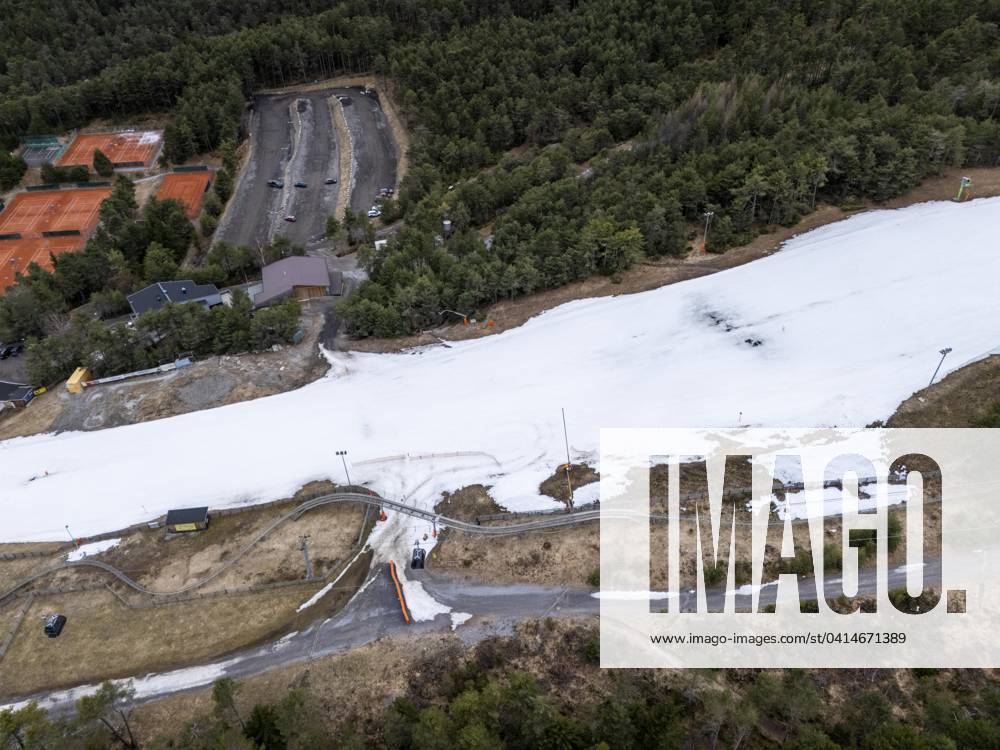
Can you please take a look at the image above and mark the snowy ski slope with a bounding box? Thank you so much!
[0,198,997,543]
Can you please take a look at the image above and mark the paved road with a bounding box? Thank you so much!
[215,86,396,250]
[4,559,941,714]
[341,88,397,215]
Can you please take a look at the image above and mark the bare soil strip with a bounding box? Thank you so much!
[330,95,353,220]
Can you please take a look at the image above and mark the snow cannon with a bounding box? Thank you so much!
[955,176,972,202]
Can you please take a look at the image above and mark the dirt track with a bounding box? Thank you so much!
[216,86,396,250]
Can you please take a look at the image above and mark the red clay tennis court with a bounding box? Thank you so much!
[157,171,213,218]
[0,236,85,292]
[57,130,162,169]
[0,189,110,236]
[0,187,112,293]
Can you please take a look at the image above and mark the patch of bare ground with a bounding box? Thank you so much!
[430,462,936,588]
[348,166,1000,353]
[434,524,602,586]
[0,554,66,593]
[434,484,503,522]
[0,298,332,440]
[0,481,365,601]
[0,542,68,591]
[539,463,599,504]
[886,354,1000,428]
[0,586,315,699]
[0,493,373,699]
[97,482,365,594]
[132,173,163,207]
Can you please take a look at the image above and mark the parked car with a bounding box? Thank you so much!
[324,178,338,185]
[267,179,284,188]
[0,346,13,360]
[44,614,67,638]
[294,181,307,188]
[9,342,24,357]
[411,548,426,569]
[337,96,352,105]
[367,206,382,219]
[284,215,297,223]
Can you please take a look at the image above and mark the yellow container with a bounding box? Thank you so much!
[66,367,90,394]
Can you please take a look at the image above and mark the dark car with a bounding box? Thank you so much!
[0,346,13,360]
[324,178,337,185]
[44,614,67,638]
[410,547,426,569]
[267,179,284,189]
[9,342,24,357]
[294,181,307,188]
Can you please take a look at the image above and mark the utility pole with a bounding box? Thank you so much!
[298,535,314,579]
[562,408,573,510]
[702,210,715,252]
[928,347,953,388]
[336,450,352,486]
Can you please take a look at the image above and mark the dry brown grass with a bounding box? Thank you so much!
[539,463,599,504]
[0,550,67,591]
[433,523,601,587]
[0,544,372,700]
[0,482,373,699]
[887,354,1000,428]
[0,482,365,598]
[430,462,936,589]
[0,586,315,699]
[99,482,365,594]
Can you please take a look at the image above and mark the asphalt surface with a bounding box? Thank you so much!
[342,89,397,215]
[215,86,396,250]
[0,352,27,384]
[6,559,942,714]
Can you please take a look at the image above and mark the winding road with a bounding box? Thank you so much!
[0,488,942,712]
[2,558,941,714]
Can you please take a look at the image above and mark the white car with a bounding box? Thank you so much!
[367,206,381,218]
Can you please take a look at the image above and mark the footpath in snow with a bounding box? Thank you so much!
[0,198,997,551]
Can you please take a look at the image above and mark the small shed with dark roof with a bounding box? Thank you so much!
[165,507,210,533]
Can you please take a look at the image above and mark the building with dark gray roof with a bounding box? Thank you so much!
[127,280,222,317]
[253,256,341,307]
[0,381,35,409]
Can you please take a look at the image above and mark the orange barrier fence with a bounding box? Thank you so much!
[388,561,411,625]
